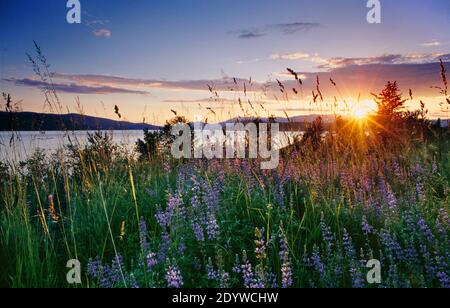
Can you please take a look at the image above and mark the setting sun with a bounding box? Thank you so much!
[352,108,370,119]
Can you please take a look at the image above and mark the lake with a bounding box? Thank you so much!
[0,130,302,162]
[0,130,146,162]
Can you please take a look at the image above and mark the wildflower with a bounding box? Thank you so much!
[192,222,205,241]
[166,263,183,288]
[158,232,170,263]
[320,213,334,250]
[206,258,219,281]
[361,216,374,235]
[254,228,266,260]
[417,219,434,243]
[416,181,425,201]
[378,179,397,210]
[437,272,450,288]
[206,214,219,240]
[146,252,157,272]
[87,257,102,278]
[342,229,356,259]
[241,251,255,288]
[310,245,326,278]
[139,217,149,253]
[392,160,401,177]
[232,255,241,274]
[279,233,293,288]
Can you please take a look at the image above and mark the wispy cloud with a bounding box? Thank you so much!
[237,58,260,65]
[271,52,450,69]
[4,78,148,95]
[83,11,112,38]
[92,29,112,38]
[267,22,320,35]
[8,57,449,99]
[52,73,255,92]
[318,53,450,69]
[230,29,265,39]
[231,21,320,39]
[421,40,446,47]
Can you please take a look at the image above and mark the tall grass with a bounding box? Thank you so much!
[0,45,448,288]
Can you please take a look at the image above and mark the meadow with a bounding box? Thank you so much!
[0,54,449,288]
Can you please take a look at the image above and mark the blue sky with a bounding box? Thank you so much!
[1,0,450,123]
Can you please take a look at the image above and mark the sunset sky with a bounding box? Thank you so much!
[1,0,450,124]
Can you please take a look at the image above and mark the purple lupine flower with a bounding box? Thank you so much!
[158,232,170,263]
[206,214,219,240]
[342,229,356,259]
[310,245,326,278]
[241,256,255,288]
[207,259,219,281]
[412,163,423,177]
[110,255,125,285]
[320,213,334,250]
[99,265,113,288]
[219,272,230,288]
[139,217,150,253]
[420,244,437,281]
[267,272,279,288]
[279,233,293,288]
[232,255,241,274]
[146,252,157,272]
[203,179,221,212]
[437,272,450,288]
[192,222,205,241]
[361,216,374,235]
[379,229,404,262]
[254,228,266,260]
[87,257,102,278]
[392,160,401,177]
[156,190,184,229]
[166,264,183,288]
[378,179,397,210]
[416,181,425,201]
[418,219,434,242]
[349,263,365,288]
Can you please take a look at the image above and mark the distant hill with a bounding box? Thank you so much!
[0,111,161,131]
[221,114,336,131]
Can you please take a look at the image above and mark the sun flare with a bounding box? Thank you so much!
[352,108,370,119]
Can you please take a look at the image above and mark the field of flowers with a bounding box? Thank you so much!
[0,114,448,288]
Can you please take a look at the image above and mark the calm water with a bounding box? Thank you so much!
[0,130,146,161]
[0,130,302,162]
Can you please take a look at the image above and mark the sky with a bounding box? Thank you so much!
[1,0,450,124]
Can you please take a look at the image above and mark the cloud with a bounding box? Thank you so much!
[271,51,450,69]
[4,78,148,95]
[8,57,449,101]
[237,58,260,64]
[230,29,266,39]
[318,53,450,69]
[267,22,320,35]
[92,29,112,38]
[271,52,318,61]
[231,21,320,39]
[52,73,256,92]
[421,40,445,47]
